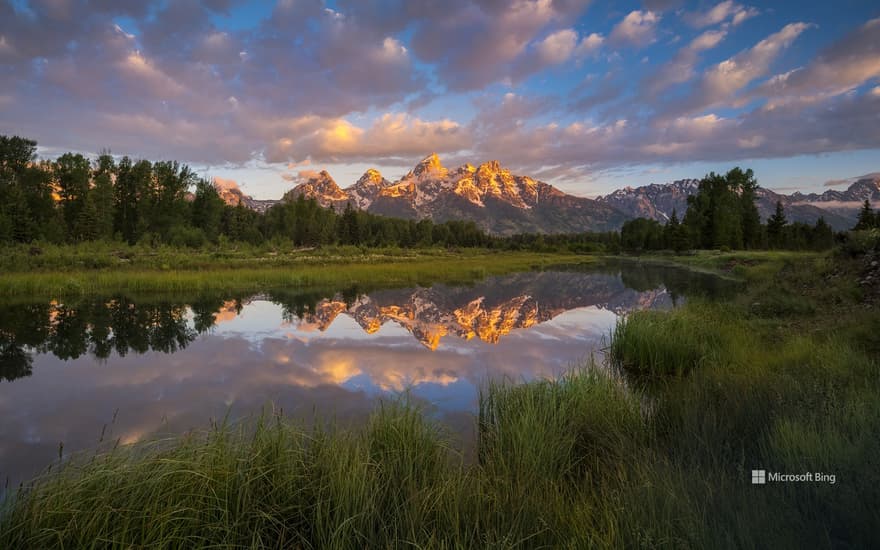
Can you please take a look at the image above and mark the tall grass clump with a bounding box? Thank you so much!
[609,303,743,377]
[0,404,470,549]
[475,366,647,546]
[479,367,644,482]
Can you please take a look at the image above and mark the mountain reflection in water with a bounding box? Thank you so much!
[0,264,734,487]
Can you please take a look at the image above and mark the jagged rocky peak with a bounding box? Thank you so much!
[409,152,448,179]
[475,159,517,189]
[848,176,880,198]
[309,170,344,193]
[474,160,518,188]
[284,169,348,204]
[215,184,245,206]
[347,168,393,209]
[476,159,505,176]
[355,168,388,188]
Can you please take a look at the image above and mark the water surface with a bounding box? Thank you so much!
[0,263,733,487]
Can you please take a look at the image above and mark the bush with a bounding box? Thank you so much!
[840,229,880,257]
[166,225,206,249]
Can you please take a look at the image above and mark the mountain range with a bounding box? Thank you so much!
[279,154,626,234]
[219,155,879,233]
[597,176,880,231]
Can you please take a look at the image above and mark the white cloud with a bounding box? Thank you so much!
[118,51,187,98]
[536,29,578,64]
[756,18,880,103]
[691,29,727,52]
[676,22,812,115]
[610,10,660,47]
[644,28,728,93]
[685,1,759,28]
[575,33,604,57]
[264,113,471,164]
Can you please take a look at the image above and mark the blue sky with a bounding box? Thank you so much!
[1,0,878,199]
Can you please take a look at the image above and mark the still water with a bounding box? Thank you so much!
[0,263,734,487]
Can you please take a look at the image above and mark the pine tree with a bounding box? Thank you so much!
[74,194,99,241]
[8,185,36,243]
[54,153,92,239]
[0,135,39,243]
[341,202,360,245]
[115,158,151,244]
[767,200,787,248]
[733,168,762,249]
[92,153,116,240]
[853,199,875,230]
[665,209,689,252]
[191,179,225,243]
[812,217,834,250]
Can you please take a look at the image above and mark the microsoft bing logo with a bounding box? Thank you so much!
[751,470,766,484]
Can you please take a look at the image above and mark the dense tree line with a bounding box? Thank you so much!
[0,135,862,254]
[621,168,838,252]
[0,135,637,253]
[0,135,499,249]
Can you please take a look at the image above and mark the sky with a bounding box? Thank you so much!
[1,0,878,199]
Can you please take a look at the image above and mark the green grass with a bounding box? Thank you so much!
[612,249,821,278]
[0,246,590,299]
[1,249,878,548]
[1,241,463,273]
[610,303,738,376]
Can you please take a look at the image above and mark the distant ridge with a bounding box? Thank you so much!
[595,176,880,231]
[215,160,880,233]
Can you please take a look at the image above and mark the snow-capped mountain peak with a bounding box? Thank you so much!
[278,154,626,233]
[407,152,448,180]
[284,170,348,205]
[346,168,393,209]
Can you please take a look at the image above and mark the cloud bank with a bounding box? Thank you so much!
[0,0,877,187]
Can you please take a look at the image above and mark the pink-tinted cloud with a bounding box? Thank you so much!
[0,0,877,190]
[264,113,471,164]
[644,28,728,94]
[684,1,758,28]
[409,0,592,90]
[664,22,812,118]
[756,18,880,106]
[609,10,661,47]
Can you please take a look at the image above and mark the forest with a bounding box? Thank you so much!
[617,168,869,253]
[0,135,496,249]
[2,135,873,254]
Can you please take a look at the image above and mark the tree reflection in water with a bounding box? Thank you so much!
[0,298,240,381]
[0,264,739,382]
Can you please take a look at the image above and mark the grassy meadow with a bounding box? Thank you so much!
[0,241,589,299]
[1,246,878,548]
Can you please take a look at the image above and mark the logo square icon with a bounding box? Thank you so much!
[751,469,766,484]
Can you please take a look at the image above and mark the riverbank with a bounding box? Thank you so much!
[0,244,591,299]
[1,248,877,548]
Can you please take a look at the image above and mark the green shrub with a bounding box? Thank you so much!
[840,229,880,257]
[167,225,207,249]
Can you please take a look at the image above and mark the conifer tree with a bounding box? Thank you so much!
[767,200,787,248]
[854,199,876,230]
